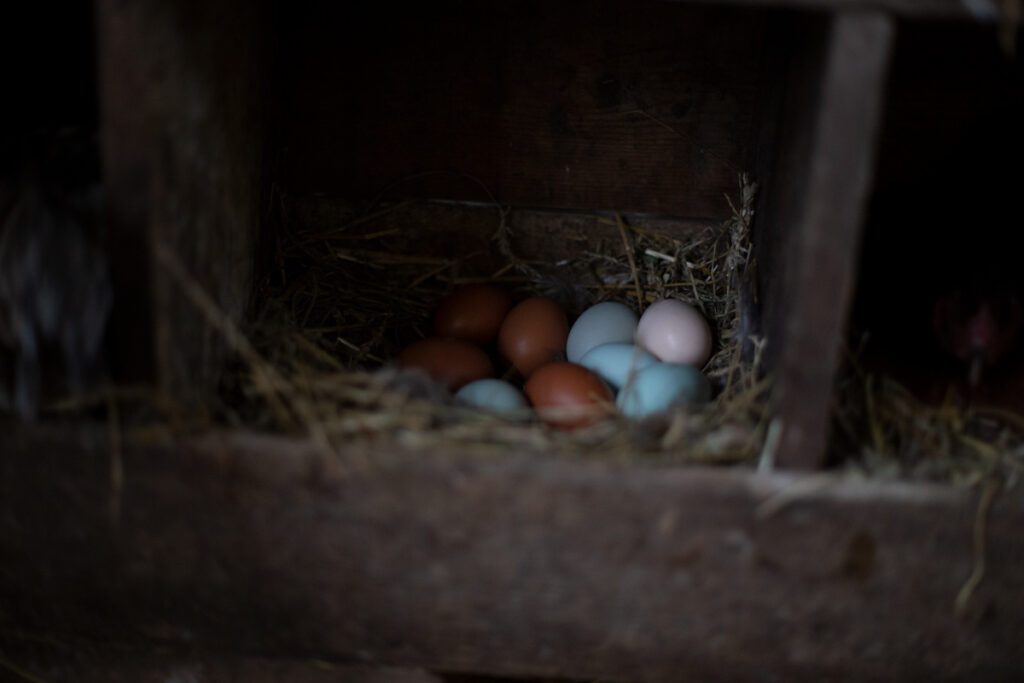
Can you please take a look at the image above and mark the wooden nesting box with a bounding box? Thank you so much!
[3,0,1024,681]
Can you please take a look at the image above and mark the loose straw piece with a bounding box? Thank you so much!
[615,211,644,306]
[154,242,334,460]
[955,478,1000,617]
[644,249,676,263]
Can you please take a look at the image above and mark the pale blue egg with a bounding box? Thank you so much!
[454,378,529,415]
[616,363,710,418]
[566,301,638,363]
[578,343,658,390]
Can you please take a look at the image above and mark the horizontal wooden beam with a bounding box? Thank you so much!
[2,422,1023,681]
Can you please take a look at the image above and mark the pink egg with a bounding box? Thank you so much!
[636,299,712,367]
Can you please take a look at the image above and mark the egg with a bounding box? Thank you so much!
[433,284,512,345]
[578,343,658,390]
[565,301,638,363]
[397,337,494,391]
[524,361,615,429]
[497,296,569,377]
[635,298,713,367]
[616,363,711,419]
[454,378,529,416]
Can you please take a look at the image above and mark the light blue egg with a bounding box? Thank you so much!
[616,363,710,418]
[454,378,528,415]
[566,301,638,363]
[579,343,658,390]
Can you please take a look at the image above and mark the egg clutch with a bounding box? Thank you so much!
[396,283,713,428]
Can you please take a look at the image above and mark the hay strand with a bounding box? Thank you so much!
[955,478,1000,617]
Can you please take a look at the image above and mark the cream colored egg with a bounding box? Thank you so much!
[635,299,712,367]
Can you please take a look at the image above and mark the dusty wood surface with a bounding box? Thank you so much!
[753,12,894,469]
[96,0,276,398]
[280,0,765,220]
[2,421,1023,681]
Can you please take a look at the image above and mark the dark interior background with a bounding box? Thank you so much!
[851,18,1024,405]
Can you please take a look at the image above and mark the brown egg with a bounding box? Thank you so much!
[498,296,569,377]
[398,337,494,391]
[433,284,512,345]
[524,361,615,429]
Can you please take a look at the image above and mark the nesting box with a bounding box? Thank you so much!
[3,0,1024,681]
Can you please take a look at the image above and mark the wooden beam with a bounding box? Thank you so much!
[2,423,1023,681]
[756,11,895,469]
[96,0,277,398]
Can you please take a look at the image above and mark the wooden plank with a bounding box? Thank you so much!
[2,423,1023,681]
[754,12,894,469]
[280,0,766,220]
[96,0,276,398]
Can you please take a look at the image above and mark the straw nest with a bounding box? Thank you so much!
[47,170,1024,485]
[206,174,773,465]
[833,348,1024,487]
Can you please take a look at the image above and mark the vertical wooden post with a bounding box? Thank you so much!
[756,11,895,469]
[96,0,277,398]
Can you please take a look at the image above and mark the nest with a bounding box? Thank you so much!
[832,348,1024,487]
[207,174,773,465]
[42,167,1024,486]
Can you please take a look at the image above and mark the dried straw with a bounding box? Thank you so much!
[224,173,771,465]
[832,347,1024,485]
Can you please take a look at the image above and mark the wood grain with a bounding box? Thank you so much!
[2,423,1023,681]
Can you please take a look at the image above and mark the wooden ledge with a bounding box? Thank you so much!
[2,422,1023,681]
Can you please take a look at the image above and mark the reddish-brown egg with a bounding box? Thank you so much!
[524,361,615,429]
[433,284,512,345]
[398,337,494,391]
[498,296,569,377]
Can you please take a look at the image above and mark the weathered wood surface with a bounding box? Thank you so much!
[96,0,276,397]
[753,12,894,469]
[2,422,1023,681]
[281,0,766,220]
